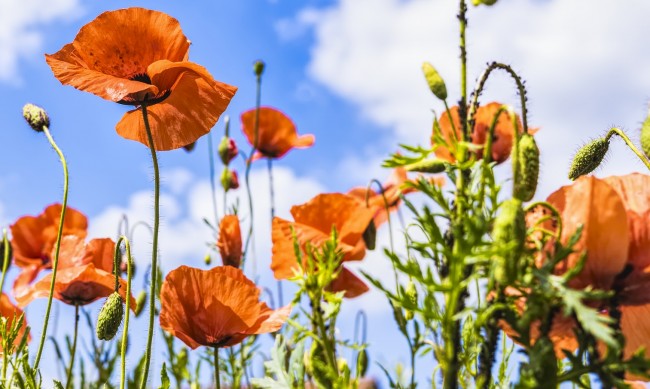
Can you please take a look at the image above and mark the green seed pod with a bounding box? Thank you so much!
[641,114,650,159]
[96,292,124,341]
[422,62,448,101]
[362,220,377,250]
[568,138,609,180]
[356,349,369,377]
[135,290,147,317]
[514,133,540,202]
[405,158,446,174]
[492,198,525,285]
[22,103,50,132]
[253,60,265,77]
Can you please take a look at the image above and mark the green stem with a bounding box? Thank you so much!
[214,347,221,389]
[33,125,69,371]
[140,103,161,389]
[509,108,521,197]
[242,73,262,267]
[119,237,133,389]
[207,131,220,226]
[0,229,10,294]
[524,201,563,239]
[459,0,468,140]
[606,127,650,171]
[65,305,79,389]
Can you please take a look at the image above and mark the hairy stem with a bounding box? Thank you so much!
[65,305,80,389]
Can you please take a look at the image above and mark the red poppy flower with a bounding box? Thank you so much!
[45,7,237,151]
[241,107,314,160]
[11,204,87,293]
[159,265,291,349]
[16,236,135,308]
[0,293,29,348]
[217,215,242,268]
[434,102,532,164]
[271,193,375,298]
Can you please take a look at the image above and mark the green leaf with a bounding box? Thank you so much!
[159,362,170,389]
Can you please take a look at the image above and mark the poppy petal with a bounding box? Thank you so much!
[327,267,369,298]
[620,304,650,380]
[294,134,315,148]
[217,215,243,268]
[241,107,314,159]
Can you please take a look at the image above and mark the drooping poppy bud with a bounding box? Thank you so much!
[362,220,377,250]
[641,113,650,159]
[134,290,147,317]
[405,159,446,174]
[492,198,525,285]
[96,292,124,341]
[218,137,238,165]
[0,240,12,272]
[568,138,609,180]
[356,349,369,377]
[422,62,448,101]
[514,133,540,202]
[220,168,240,191]
[22,103,50,132]
[253,60,265,77]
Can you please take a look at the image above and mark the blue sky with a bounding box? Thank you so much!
[3,0,650,386]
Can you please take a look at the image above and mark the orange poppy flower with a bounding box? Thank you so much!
[45,7,237,151]
[241,107,314,160]
[11,204,87,292]
[16,236,135,308]
[0,293,29,348]
[159,265,291,349]
[271,193,375,298]
[508,174,650,368]
[217,215,242,268]
[434,102,529,164]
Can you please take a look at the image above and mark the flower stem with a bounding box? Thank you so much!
[33,125,69,371]
[0,229,10,294]
[606,127,650,172]
[65,304,79,389]
[208,131,220,225]
[119,237,133,389]
[139,103,161,389]
[214,347,221,389]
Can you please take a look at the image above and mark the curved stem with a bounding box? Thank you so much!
[242,73,262,267]
[65,305,80,389]
[524,201,563,239]
[119,237,133,389]
[214,347,221,389]
[0,229,10,294]
[33,125,69,371]
[606,127,650,171]
[140,103,161,389]
[207,131,220,226]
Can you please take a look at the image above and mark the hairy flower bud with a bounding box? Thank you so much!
[492,198,525,285]
[362,220,377,250]
[218,136,238,165]
[22,103,50,132]
[135,290,147,317]
[220,168,240,191]
[568,138,609,180]
[422,62,448,101]
[514,133,540,202]
[405,159,446,174]
[253,60,265,77]
[96,292,124,341]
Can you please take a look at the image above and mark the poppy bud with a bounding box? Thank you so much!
[641,113,650,159]
[220,168,240,192]
[218,136,238,165]
[362,220,377,250]
[253,60,265,77]
[337,357,349,374]
[514,133,540,202]
[135,290,147,317]
[405,159,446,174]
[0,240,12,272]
[96,292,124,341]
[568,138,609,180]
[422,62,448,101]
[356,349,369,377]
[22,103,50,132]
[204,253,212,266]
[492,198,525,285]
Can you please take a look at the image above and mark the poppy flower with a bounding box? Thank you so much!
[0,293,29,348]
[45,7,237,151]
[159,265,291,349]
[241,107,314,160]
[11,204,88,292]
[271,193,375,298]
[217,215,242,268]
[16,236,135,308]
[507,174,650,370]
[434,102,531,164]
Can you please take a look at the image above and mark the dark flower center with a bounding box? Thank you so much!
[130,72,152,84]
[116,73,172,107]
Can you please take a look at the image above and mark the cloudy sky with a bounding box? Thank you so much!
[2,0,650,386]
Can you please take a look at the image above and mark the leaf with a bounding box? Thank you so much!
[159,362,171,389]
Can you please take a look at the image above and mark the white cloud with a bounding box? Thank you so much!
[0,0,83,84]
[294,0,650,199]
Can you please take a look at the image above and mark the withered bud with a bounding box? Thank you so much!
[220,168,240,192]
[514,133,540,202]
[253,60,265,77]
[405,159,446,174]
[96,292,124,341]
[218,136,238,165]
[421,62,448,101]
[22,103,50,132]
[568,138,609,180]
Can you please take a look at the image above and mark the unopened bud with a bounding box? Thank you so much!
[641,113,650,159]
[356,349,369,377]
[220,168,240,191]
[22,103,50,132]
[473,0,497,5]
[218,137,238,165]
[253,60,265,77]
[96,292,124,341]
[405,159,446,174]
[135,291,147,317]
[514,133,540,202]
[362,220,377,250]
[422,62,448,101]
[0,240,12,272]
[492,198,525,285]
[568,138,609,180]
[204,253,212,266]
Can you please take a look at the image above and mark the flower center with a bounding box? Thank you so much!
[116,73,172,107]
